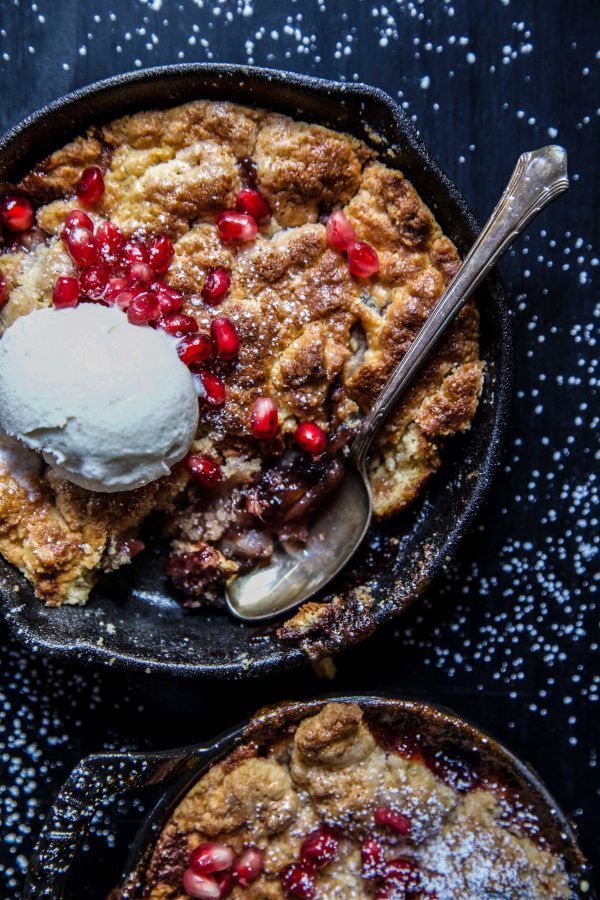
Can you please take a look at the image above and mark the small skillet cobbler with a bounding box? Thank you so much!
[0,100,483,611]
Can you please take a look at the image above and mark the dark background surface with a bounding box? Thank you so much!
[0,0,598,896]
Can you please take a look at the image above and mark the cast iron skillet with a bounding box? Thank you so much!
[0,64,512,676]
[24,694,592,899]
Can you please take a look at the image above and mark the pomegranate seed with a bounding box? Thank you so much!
[295,422,327,456]
[374,807,412,836]
[127,293,160,325]
[201,268,231,305]
[148,233,174,273]
[235,186,271,225]
[214,872,235,898]
[80,265,109,299]
[347,240,379,278]
[362,836,387,880]
[129,261,153,283]
[114,289,136,310]
[103,276,129,303]
[250,397,278,439]
[183,454,223,488]
[326,210,356,252]
[300,826,338,870]
[182,868,221,900]
[216,210,257,242]
[95,220,125,269]
[122,237,149,270]
[159,313,198,338]
[76,166,104,205]
[0,196,34,232]
[150,281,184,315]
[189,843,234,875]
[232,848,263,887]
[384,857,421,893]
[194,370,226,407]
[64,226,97,266]
[0,272,6,307]
[177,333,215,366]
[279,863,315,899]
[63,209,94,235]
[210,316,239,360]
[52,276,80,309]
[124,538,145,558]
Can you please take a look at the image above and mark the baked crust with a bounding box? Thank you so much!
[132,703,569,899]
[0,99,483,607]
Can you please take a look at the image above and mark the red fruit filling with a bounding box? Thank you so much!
[295,422,327,456]
[0,196,34,232]
[52,276,80,309]
[201,268,231,305]
[235,186,271,225]
[211,316,240,360]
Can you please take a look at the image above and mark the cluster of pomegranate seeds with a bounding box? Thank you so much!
[383,856,421,893]
[0,195,34,232]
[182,842,262,899]
[201,267,231,305]
[251,397,279,440]
[295,421,327,456]
[374,807,412,836]
[278,826,340,897]
[325,209,379,279]
[279,863,316,899]
[183,454,223,488]
[52,276,80,309]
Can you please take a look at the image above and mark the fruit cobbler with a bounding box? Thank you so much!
[0,99,483,611]
[120,702,570,899]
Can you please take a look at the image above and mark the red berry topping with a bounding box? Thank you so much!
[251,397,279,440]
[128,261,153,283]
[189,842,234,875]
[183,454,223,488]
[148,233,175,273]
[159,313,199,338]
[122,237,149,269]
[177,333,215,366]
[210,316,240,360]
[80,265,109,299]
[217,210,257,242]
[0,271,6,307]
[325,209,356,252]
[127,293,160,325]
[150,281,184,315]
[64,226,97,266]
[232,847,263,887]
[194,369,226,407]
[76,166,105,206]
[374,807,412,836]
[114,289,136,311]
[235,186,271,225]
[201,268,231,305]
[279,863,315,899]
[103,276,129,303]
[95,220,125,269]
[63,208,94,235]
[295,422,327,456]
[300,826,339,870]
[383,857,421,893]
[182,868,221,900]
[361,836,387,880]
[52,276,80,309]
[347,240,379,278]
[0,196,34,232]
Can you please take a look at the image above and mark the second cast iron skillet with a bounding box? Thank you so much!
[0,64,512,676]
[24,694,592,898]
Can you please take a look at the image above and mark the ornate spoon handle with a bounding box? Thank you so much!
[351,145,569,467]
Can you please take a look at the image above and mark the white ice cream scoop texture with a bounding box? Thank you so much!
[0,305,199,492]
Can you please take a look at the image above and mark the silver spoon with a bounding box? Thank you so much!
[226,145,569,622]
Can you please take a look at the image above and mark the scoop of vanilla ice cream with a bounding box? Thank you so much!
[0,305,199,492]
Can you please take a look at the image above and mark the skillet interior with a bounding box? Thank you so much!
[0,64,512,676]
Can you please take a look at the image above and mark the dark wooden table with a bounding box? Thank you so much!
[0,1,598,895]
